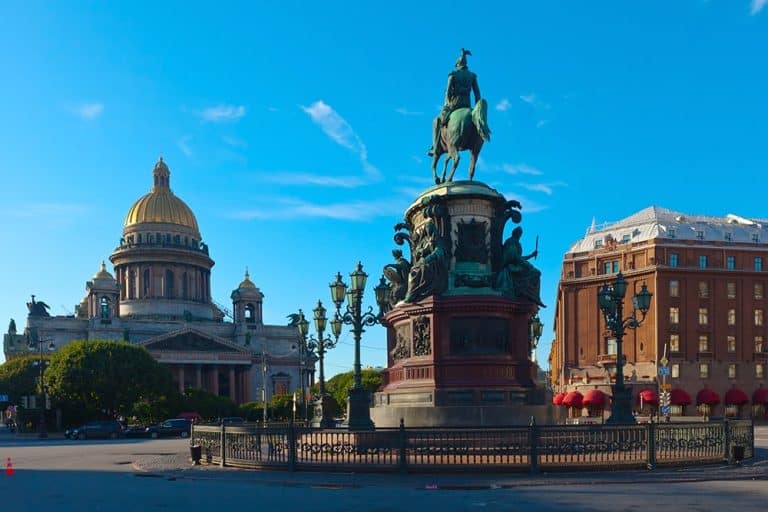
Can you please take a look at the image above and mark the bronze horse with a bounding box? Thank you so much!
[431,99,491,184]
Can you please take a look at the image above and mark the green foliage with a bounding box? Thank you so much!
[182,388,237,420]
[0,355,49,403]
[46,340,174,420]
[238,401,266,421]
[131,390,185,425]
[324,368,382,413]
[268,394,294,420]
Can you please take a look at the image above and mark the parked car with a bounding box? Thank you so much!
[144,418,192,438]
[216,416,245,425]
[65,420,123,440]
[123,424,152,438]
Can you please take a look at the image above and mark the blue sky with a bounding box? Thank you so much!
[1,2,766,375]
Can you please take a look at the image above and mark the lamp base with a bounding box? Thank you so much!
[310,395,336,429]
[605,385,636,425]
[343,387,375,431]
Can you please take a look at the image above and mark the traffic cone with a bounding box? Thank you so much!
[5,457,13,476]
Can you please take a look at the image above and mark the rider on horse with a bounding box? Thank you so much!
[427,48,482,157]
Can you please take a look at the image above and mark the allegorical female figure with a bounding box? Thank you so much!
[495,226,544,307]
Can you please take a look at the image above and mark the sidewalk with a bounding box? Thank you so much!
[132,451,768,490]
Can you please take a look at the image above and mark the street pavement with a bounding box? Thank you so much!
[0,426,765,511]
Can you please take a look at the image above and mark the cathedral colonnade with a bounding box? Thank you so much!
[165,362,251,404]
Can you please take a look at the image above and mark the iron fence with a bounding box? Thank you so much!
[190,418,753,473]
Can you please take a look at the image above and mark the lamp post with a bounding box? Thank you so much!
[295,303,340,428]
[528,314,543,363]
[260,348,269,426]
[295,318,311,423]
[329,262,390,431]
[27,334,55,439]
[598,272,653,425]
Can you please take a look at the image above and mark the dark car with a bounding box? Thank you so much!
[216,416,245,425]
[65,420,123,440]
[145,418,192,438]
[123,424,152,438]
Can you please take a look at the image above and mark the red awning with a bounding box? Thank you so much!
[562,390,583,408]
[725,389,749,406]
[583,389,607,408]
[670,389,692,406]
[753,388,768,405]
[696,389,721,406]
[637,389,659,405]
[552,392,566,406]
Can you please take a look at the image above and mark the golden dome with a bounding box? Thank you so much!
[238,269,256,289]
[123,158,200,233]
[93,261,114,280]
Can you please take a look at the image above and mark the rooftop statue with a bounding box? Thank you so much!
[428,48,491,185]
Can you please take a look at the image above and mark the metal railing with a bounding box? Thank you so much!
[191,418,753,473]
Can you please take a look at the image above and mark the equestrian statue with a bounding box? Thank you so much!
[428,48,491,185]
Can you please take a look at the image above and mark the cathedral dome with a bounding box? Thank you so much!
[123,158,200,234]
[93,261,114,281]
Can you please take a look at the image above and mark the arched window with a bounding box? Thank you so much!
[245,303,256,323]
[142,269,150,297]
[165,270,175,299]
[100,297,110,319]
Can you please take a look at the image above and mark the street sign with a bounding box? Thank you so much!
[0,394,8,402]
[660,357,669,367]
[658,366,670,376]
[661,405,670,414]
[660,383,672,391]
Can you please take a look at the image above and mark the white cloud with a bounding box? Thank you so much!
[500,163,543,176]
[536,120,549,128]
[221,135,247,148]
[395,107,423,116]
[231,197,404,222]
[751,0,767,14]
[199,105,246,122]
[301,100,380,180]
[495,98,511,112]
[517,181,567,196]
[76,103,103,119]
[177,136,192,157]
[262,172,366,188]
[520,94,537,105]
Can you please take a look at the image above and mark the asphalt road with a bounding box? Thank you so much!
[0,429,765,512]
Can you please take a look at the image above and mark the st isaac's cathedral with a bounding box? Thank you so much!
[3,158,312,405]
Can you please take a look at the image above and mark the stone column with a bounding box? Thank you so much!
[178,365,185,394]
[195,365,202,389]
[211,365,219,396]
[229,367,236,402]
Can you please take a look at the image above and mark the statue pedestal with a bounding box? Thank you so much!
[310,394,336,429]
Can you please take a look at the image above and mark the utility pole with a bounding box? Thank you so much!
[261,347,268,426]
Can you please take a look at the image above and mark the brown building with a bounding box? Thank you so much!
[550,206,768,420]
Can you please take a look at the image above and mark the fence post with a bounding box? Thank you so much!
[398,418,407,475]
[529,416,539,474]
[220,423,226,468]
[646,422,656,470]
[724,419,733,464]
[288,420,297,472]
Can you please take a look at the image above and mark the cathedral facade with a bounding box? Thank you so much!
[4,158,312,405]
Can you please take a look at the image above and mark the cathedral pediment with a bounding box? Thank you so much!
[138,328,247,353]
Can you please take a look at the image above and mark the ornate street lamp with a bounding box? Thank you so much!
[598,272,653,424]
[296,311,311,422]
[295,302,339,428]
[27,332,55,439]
[528,314,543,362]
[329,263,390,430]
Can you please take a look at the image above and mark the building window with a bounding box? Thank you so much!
[698,281,709,298]
[753,233,760,243]
[727,335,736,352]
[699,255,708,269]
[670,253,679,268]
[728,364,737,379]
[698,308,708,325]
[756,336,764,353]
[604,262,611,275]
[594,239,603,249]
[606,337,617,355]
[669,227,677,238]
[756,283,764,300]
[756,309,764,326]
[756,257,764,271]
[699,363,709,378]
[670,307,679,324]
[757,364,765,379]
[669,334,680,352]
[727,282,737,299]
[727,309,736,326]
[612,261,619,273]
[671,363,680,379]
[727,256,735,270]
[669,280,680,298]
[696,230,704,240]
[621,234,631,244]
[725,233,733,242]
[698,335,709,352]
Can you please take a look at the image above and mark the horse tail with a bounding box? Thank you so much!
[472,99,491,142]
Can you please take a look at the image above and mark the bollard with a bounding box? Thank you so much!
[398,418,407,475]
[529,416,539,474]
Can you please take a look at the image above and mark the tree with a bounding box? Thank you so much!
[323,368,383,413]
[0,355,48,403]
[182,388,237,420]
[46,340,174,420]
